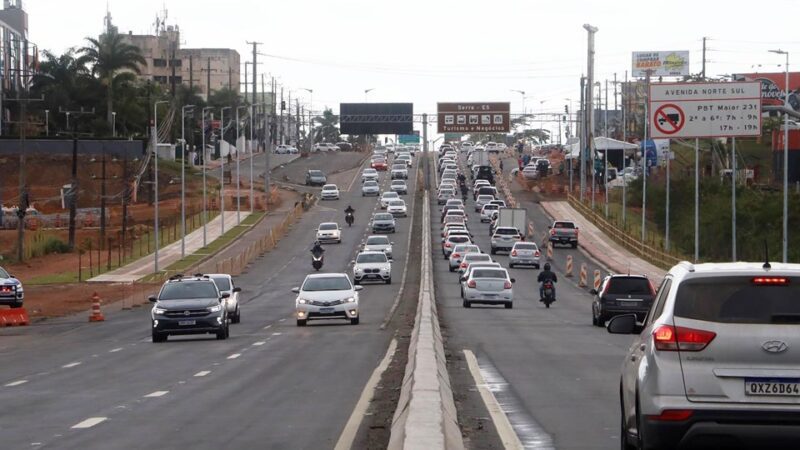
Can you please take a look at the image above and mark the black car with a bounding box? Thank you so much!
[591,274,655,326]
[305,169,327,186]
[149,275,230,342]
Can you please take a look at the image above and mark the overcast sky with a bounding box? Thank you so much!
[26,0,800,137]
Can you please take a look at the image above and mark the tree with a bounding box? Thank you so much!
[30,49,98,135]
[78,28,146,130]
[312,108,340,143]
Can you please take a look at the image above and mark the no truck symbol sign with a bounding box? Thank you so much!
[653,104,684,135]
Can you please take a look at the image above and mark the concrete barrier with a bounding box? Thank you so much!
[388,191,464,450]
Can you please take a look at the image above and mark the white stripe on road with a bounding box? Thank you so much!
[62,362,81,369]
[263,325,272,330]
[252,341,266,346]
[334,338,398,450]
[194,371,211,377]
[109,348,123,353]
[144,391,169,398]
[227,353,241,360]
[271,332,282,336]
[4,380,27,387]
[71,417,107,429]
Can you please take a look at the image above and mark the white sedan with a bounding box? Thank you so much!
[380,192,400,209]
[293,274,362,326]
[316,222,341,244]
[387,199,408,217]
[320,184,340,200]
[362,181,380,196]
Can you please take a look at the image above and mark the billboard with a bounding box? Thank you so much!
[398,132,420,144]
[340,103,413,135]
[732,72,800,114]
[649,82,761,139]
[437,102,510,133]
[632,51,690,78]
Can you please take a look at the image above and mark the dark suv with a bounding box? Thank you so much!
[591,274,655,326]
[305,170,327,186]
[149,275,230,342]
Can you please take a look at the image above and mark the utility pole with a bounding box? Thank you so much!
[228,67,232,91]
[247,41,261,107]
[579,75,586,202]
[279,87,284,145]
[201,57,216,100]
[613,73,618,111]
[170,39,177,97]
[59,107,95,250]
[189,54,194,92]
[701,37,708,80]
[584,24,598,206]
[296,100,301,146]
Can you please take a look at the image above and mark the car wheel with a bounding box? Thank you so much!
[350,317,360,325]
[490,248,496,255]
[216,327,228,340]
[385,278,392,285]
[297,319,307,327]
[535,264,540,270]
[449,266,455,272]
[572,242,578,249]
[592,309,599,326]
[232,308,241,324]
[509,263,515,268]
[505,302,513,309]
[354,279,360,285]
[152,331,167,343]
[463,299,471,308]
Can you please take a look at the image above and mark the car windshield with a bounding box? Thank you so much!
[357,253,388,263]
[319,223,338,230]
[472,269,507,279]
[366,236,390,245]
[0,267,9,278]
[302,276,352,292]
[211,277,232,291]
[674,276,800,324]
[605,277,653,295]
[160,281,219,300]
[465,254,491,262]
[392,181,405,186]
[374,214,393,220]
[389,201,405,207]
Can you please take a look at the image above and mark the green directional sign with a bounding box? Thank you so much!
[398,133,420,144]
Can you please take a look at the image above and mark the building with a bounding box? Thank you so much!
[0,0,38,134]
[180,48,240,99]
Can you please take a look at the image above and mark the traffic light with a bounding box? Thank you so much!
[281,101,286,111]
[564,105,569,114]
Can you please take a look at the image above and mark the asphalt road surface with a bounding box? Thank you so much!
[433,151,637,449]
[0,154,418,449]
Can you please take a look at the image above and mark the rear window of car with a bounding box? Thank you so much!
[674,276,800,324]
[477,195,494,201]
[0,267,9,278]
[483,204,499,211]
[605,277,653,295]
[309,170,324,176]
[554,222,575,229]
[472,269,507,279]
[465,254,491,262]
[515,243,537,250]
[364,181,378,187]
[449,236,470,243]
[211,277,231,291]
[495,228,518,235]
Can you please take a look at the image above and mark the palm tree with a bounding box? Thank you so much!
[312,108,340,143]
[78,28,146,128]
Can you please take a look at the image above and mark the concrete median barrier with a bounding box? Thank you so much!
[388,192,464,450]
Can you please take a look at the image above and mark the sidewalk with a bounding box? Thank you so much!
[88,210,251,283]
[204,151,298,171]
[540,201,666,282]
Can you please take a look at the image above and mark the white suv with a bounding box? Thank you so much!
[610,261,800,449]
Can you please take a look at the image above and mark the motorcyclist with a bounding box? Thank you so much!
[344,205,355,215]
[460,183,468,201]
[310,240,325,257]
[537,263,558,301]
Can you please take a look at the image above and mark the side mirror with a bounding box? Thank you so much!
[350,260,356,265]
[510,278,516,283]
[547,225,552,229]
[607,314,641,335]
[291,287,300,294]
[148,295,158,303]
[233,287,242,293]
[354,285,364,291]
[391,242,395,245]
[221,292,231,299]
[589,289,598,295]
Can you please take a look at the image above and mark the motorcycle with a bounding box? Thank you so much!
[540,280,555,308]
[311,253,324,271]
[345,212,354,227]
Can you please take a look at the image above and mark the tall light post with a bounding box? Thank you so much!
[769,49,790,262]
[44,109,49,136]
[201,106,214,247]
[511,89,525,114]
[220,106,232,235]
[153,100,169,273]
[249,104,254,213]
[364,88,374,102]
[301,88,313,152]
[180,104,195,258]
[236,106,248,224]
[112,111,117,138]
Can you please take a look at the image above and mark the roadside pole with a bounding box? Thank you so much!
[622,70,627,228]
[249,105,254,213]
[665,144,670,251]
[695,138,700,262]
[732,137,737,261]
[641,70,650,244]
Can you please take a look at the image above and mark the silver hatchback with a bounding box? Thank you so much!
[508,242,541,269]
[609,262,800,449]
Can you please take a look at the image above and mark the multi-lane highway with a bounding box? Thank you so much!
[0,154,420,449]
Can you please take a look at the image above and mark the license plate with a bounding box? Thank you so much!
[319,307,335,314]
[178,320,196,326]
[619,301,639,307]
[745,379,800,396]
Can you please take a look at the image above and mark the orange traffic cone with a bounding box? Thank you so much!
[89,292,105,322]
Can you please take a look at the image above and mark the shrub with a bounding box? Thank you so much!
[43,236,70,255]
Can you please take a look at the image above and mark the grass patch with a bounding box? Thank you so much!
[26,271,80,285]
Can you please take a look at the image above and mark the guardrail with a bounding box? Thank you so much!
[567,194,683,270]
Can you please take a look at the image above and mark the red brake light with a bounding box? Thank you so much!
[467,280,477,288]
[445,243,452,248]
[452,253,460,259]
[653,325,716,352]
[550,229,555,236]
[649,280,656,296]
[534,251,540,257]
[503,281,512,289]
[511,250,517,256]
[647,409,693,422]
[752,277,790,286]
[461,262,467,268]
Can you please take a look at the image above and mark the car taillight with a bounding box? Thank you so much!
[534,251,540,257]
[461,262,467,268]
[652,325,716,352]
[752,277,790,286]
[445,243,452,248]
[646,409,694,422]
[550,229,556,236]
[467,280,476,288]
[511,250,517,256]
[452,253,460,259]
[649,281,657,296]
[503,281,512,289]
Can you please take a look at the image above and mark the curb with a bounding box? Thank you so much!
[388,191,464,450]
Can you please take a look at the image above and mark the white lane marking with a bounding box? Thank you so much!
[334,338,398,450]
[109,348,123,353]
[227,353,241,360]
[194,371,211,377]
[4,380,27,387]
[70,417,107,429]
[263,325,272,330]
[252,341,266,346]
[278,318,286,322]
[271,332,282,336]
[62,362,81,369]
[144,391,169,398]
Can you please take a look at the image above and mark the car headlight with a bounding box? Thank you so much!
[345,297,356,303]
[207,304,222,313]
[297,298,309,305]
[354,267,363,273]
[153,307,167,315]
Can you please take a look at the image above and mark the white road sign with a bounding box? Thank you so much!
[649,82,761,139]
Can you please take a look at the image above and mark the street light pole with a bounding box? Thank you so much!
[511,89,525,115]
[249,104,254,213]
[365,88,374,102]
[769,49,790,262]
[44,109,49,136]
[301,88,313,152]
[112,111,117,138]
[236,106,248,224]
[180,105,195,258]
[202,106,213,247]
[220,106,231,235]
[153,100,169,273]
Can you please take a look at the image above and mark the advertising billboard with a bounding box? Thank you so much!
[732,72,800,114]
[437,102,510,133]
[632,51,690,78]
[339,103,414,135]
